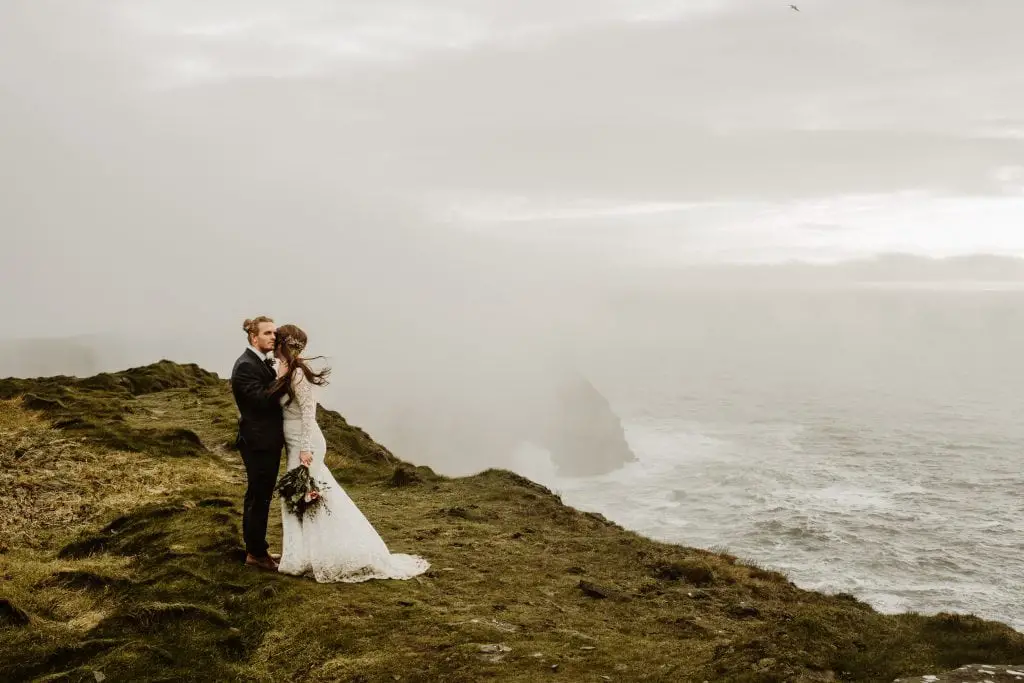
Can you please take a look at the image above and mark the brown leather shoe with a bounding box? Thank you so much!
[245,553,278,572]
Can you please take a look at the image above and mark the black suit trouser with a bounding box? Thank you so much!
[239,441,282,558]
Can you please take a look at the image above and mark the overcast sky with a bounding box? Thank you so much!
[4,0,1024,340]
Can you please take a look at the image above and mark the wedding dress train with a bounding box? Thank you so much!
[276,371,429,583]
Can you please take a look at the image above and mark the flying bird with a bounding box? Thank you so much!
[790,4,800,10]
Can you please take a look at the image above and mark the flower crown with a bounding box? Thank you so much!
[278,335,306,352]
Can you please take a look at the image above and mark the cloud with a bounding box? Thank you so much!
[101,0,735,86]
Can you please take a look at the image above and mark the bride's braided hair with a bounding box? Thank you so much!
[271,324,330,407]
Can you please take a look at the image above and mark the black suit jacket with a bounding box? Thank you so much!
[230,348,286,452]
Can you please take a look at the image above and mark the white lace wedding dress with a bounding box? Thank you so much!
[276,371,430,583]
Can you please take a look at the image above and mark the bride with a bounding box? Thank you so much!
[270,324,429,583]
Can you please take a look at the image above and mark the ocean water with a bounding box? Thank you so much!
[514,287,1024,631]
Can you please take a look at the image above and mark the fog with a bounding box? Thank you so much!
[4,1,1024,473]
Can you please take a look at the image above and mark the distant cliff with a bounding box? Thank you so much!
[356,368,636,479]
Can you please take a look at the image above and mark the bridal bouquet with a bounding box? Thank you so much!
[276,465,330,522]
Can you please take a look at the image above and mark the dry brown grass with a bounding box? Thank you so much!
[0,399,232,551]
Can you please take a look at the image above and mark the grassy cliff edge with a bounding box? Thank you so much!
[1,361,1021,682]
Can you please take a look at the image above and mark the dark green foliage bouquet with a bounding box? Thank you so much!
[275,465,330,522]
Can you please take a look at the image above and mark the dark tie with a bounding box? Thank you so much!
[263,357,275,373]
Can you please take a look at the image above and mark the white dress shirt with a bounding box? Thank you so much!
[249,344,276,370]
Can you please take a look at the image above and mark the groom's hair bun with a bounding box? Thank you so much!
[242,316,274,337]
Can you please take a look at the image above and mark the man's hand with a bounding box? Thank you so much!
[299,451,313,467]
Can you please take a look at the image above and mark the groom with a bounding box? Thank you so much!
[231,316,287,571]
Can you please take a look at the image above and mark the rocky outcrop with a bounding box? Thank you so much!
[537,373,636,477]
[895,664,1024,682]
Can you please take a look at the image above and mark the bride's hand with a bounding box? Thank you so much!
[299,451,313,467]
[276,359,289,378]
